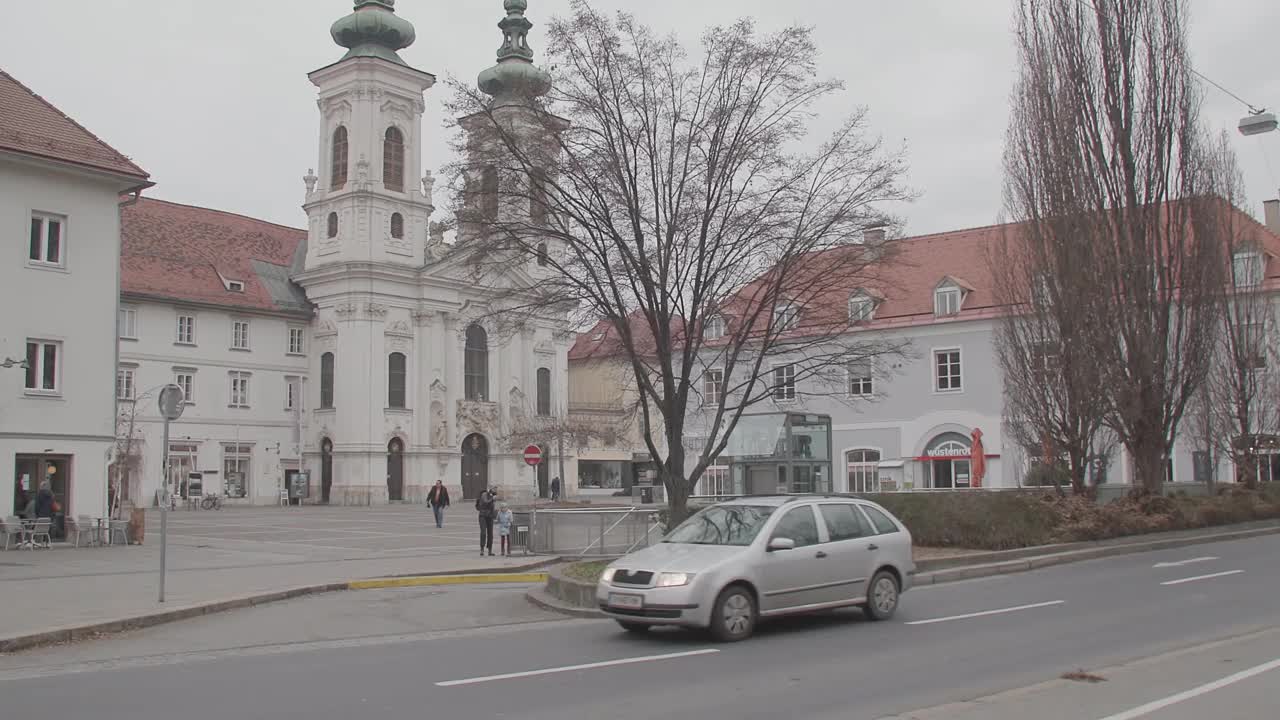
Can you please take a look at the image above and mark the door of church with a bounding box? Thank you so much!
[461,434,489,500]
[387,438,405,502]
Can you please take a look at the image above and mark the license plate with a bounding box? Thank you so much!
[609,593,644,609]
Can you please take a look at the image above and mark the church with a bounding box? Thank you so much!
[113,0,576,507]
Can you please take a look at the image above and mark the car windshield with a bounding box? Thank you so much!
[664,505,777,546]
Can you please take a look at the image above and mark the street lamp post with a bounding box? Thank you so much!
[1239,110,1278,137]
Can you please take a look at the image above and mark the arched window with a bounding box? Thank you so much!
[327,212,338,239]
[464,324,489,401]
[387,352,407,408]
[390,212,404,239]
[331,126,349,189]
[536,367,551,416]
[846,449,882,494]
[536,242,549,267]
[320,352,335,409]
[383,127,405,192]
[530,167,548,226]
[480,166,499,220]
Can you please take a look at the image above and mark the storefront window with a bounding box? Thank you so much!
[922,433,972,489]
[578,461,624,489]
[847,449,882,493]
[169,443,199,497]
[223,444,252,498]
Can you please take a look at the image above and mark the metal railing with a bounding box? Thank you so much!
[528,507,663,556]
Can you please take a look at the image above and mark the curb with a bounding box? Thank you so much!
[0,562,558,655]
[913,523,1280,586]
[525,585,606,619]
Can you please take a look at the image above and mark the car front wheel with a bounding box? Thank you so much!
[863,570,900,621]
[710,585,756,642]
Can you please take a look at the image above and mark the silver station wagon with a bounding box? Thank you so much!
[597,496,915,641]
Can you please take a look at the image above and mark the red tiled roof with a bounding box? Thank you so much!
[0,70,149,182]
[569,311,687,361]
[120,197,310,315]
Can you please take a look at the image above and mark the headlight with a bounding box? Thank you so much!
[600,568,617,584]
[657,572,694,588]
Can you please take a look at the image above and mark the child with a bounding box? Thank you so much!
[496,502,514,557]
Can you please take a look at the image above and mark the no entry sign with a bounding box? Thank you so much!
[523,445,543,466]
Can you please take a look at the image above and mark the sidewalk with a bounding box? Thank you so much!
[0,505,550,648]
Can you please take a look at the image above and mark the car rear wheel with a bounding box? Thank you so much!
[710,584,756,642]
[863,570,900,621]
[617,621,650,633]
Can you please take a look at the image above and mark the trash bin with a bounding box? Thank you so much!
[638,486,654,504]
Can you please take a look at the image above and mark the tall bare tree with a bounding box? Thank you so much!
[1005,0,1228,493]
[446,1,911,522]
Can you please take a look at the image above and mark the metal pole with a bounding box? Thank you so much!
[159,417,169,603]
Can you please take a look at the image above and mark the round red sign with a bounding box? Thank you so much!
[523,445,543,466]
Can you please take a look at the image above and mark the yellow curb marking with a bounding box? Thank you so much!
[348,573,548,590]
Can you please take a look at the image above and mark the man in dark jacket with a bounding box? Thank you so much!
[34,480,54,519]
[475,486,497,556]
[427,480,450,528]
[550,476,561,502]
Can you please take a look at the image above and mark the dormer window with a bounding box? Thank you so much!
[773,303,799,332]
[848,294,876,323]
[226,280,245,293]
[703,315,725,340]
[934,286,962,317]
[1233,251,1264,288]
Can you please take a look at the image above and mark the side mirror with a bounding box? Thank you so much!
[767,537,796,552]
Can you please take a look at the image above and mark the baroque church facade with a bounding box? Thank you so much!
[296,0,573,505]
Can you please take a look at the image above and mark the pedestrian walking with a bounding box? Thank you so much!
[34,480,54,519]
[496,502,514,556]
[550,476,561,502]
[427,480,450,528]
[475,485,497,556]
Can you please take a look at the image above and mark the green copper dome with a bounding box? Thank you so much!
[331,0,416,66]
[478,0,551,106]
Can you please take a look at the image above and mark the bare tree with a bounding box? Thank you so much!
[1190,137,1280,489]
[111,391,151,519]
[1005,0,1229,493]
[446,1,912,522]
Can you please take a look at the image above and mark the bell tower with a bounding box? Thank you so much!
[302,0,437,269]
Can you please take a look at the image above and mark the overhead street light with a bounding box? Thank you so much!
[1239,110,1278,137]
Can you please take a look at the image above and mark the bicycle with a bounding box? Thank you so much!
[200,493,224,510]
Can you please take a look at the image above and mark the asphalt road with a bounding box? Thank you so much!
[3,534,1278,720]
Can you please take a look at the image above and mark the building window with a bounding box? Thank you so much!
[327,212,339,239]
[848,295,874,323]
[116,367,136,401]
[848,361,873,397]
[231,320,250,350]
[846,449,882,494]
[288,326,305,355]
[704,368,724,406]
[388,352,407,409]
[1241,322,1267,370]
[383,127,405,192]
[934,349,962,392]
[1030,342,1058,387]
[28,212,65,267]
[935,286,962,316]
[772,364,796,401]
[1233,252,1264,288]
[331,126,349,189]
[176,314,196,345]
[464,324,489,401]
[320,352,335,409]
[175,371,195,404]
[704,315,725,340]
[229,372,251,408]
[480,166,499,221]
[390,212,405,239]
[119,307,138,339]
[530,168,548,226]
[536,367,552,416]
[285,376,299,411]
[773,303,799,332]
[24,340,60,393]
[703,462,732,496]
[222,444,252,499]
[536,242,549,267]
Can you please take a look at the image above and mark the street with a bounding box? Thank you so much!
[2,533,1277,719]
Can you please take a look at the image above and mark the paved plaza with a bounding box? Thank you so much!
[0,505,547,642]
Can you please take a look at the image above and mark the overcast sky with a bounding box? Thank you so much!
[5,0,1278,236]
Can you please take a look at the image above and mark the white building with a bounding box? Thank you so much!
[116,198,311,507]
[686,205,1280,494]
[1,69,152,519]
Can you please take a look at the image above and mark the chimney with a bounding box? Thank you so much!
[1266,199,1280,235]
